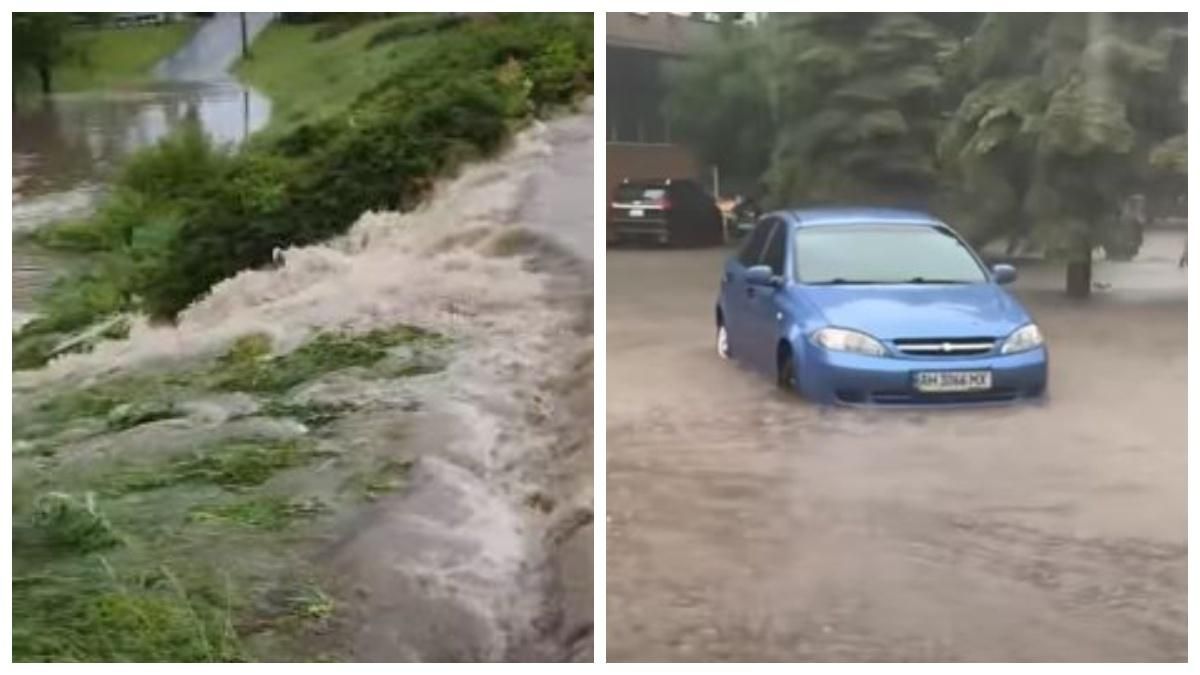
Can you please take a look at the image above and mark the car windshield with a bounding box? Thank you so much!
[793,224,988,284]
[615,185,666,202]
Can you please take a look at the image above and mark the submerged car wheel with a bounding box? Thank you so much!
[716,323,731,359]
[777,347,797,392]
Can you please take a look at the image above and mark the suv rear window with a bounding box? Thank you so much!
[615,184,667,202]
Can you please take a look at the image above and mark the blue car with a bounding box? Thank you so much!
[715,208,1048,405]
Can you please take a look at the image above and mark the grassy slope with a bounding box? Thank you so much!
[233,18,436,134]
[56,23,197,91]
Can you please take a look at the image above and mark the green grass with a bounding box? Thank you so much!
[12,561,246,662]
[56,23,198,92]
[232,17,442,133]
[112,440,325,493]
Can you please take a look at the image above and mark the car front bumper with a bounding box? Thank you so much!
[797,346,1049,406]
[610,217,668,240]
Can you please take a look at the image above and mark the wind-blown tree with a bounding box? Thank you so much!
[13,13,78,94]
[940,13,1187,296]
[668,13,1185,297]
[758,13,961,207]
[665,13,972,205]
[663,23,777,191]
[936,14,1050,249]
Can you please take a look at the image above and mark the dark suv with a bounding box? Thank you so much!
[608,178,724,247]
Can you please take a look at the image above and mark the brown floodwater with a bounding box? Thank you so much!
[607,230,1187,662]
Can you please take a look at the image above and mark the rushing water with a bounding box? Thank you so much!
[11,14,273,322]
[16,110,596,660]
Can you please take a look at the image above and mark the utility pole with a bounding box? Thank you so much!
[239,13,249,60]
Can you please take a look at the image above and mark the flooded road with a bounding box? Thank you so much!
[606,230,1186,661]
[12,13,273,319]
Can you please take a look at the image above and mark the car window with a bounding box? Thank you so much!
[761,221,786,275]
[738,218,776,267]
[615,184,667,202]
[793,224,988,284]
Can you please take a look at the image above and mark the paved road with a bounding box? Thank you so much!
[155,12,275,81]
[606,237,1186,661]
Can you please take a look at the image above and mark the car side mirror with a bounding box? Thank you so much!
[991,263,1017,285]
[745,265,779,287]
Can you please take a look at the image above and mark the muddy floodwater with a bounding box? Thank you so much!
[606,230,1186,661]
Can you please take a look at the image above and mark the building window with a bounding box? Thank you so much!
[607,46,676,145]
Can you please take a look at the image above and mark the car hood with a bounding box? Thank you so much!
[797,283,1030,340]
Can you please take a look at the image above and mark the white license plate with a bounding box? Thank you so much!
[913,370,992,393]
[628,208,644,217]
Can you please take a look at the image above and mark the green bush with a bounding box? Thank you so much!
[366,14,466,48]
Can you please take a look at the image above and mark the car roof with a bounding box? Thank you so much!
[776,207,944,228]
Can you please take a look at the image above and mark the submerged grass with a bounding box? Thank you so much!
[206,326,444,394]
[13,324,448,661]
[345,457,416,501]
[112,440,324,493]
[189,496,327,531]
[18,325,447,442]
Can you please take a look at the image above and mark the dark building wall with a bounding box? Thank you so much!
[607,46,675,145]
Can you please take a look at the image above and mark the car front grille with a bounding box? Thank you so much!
[868,388,1019,405]
[892,337,997,357]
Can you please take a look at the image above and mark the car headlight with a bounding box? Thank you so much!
[811,327,887,357]
[1001,323,1044,354]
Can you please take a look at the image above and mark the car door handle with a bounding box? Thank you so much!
[746,287,756,298]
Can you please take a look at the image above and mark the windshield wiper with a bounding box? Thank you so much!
[904,277,971,284]
[806,277,971,285]
[806,278,888,285]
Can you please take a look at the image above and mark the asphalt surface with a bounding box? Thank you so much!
[606,236,1186,662]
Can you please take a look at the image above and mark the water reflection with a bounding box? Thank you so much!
[12,77,270,315]
[13,79,270,204]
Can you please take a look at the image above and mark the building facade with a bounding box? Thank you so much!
[606,13,760,211]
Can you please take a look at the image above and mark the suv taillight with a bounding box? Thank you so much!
[659,197,673,210]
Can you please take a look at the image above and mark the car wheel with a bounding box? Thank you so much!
[777,348,797,392]
[716,323,731,360]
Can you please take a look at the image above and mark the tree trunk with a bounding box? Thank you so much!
[37,62,52,94]
[1065,258,1092,298]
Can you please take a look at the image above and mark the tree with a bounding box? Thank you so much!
[941,13,1187,296]
[13,13,78,95]
[667,12,1186,297]
[759,13,958,207]
[663,25,777,190]
[666,14,969,206]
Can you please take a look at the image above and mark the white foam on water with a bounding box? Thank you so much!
[19,121,559,386]
[15,115,591,661]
